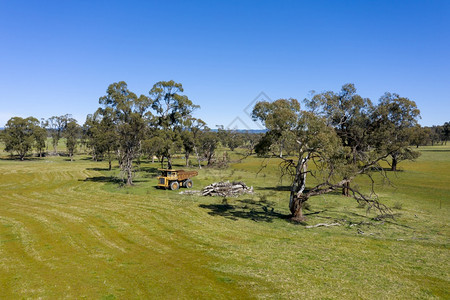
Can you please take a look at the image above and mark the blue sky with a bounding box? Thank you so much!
[0,0,449,129]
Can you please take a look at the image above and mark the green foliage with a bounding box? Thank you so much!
[148,80,199,168]
[65,120,81,160]
[199,130,219,166]
[48,114,74,153]
[33,124,47,157]
[99,81,151,184]
[372,92,421,170]
[84,108,119,169]
[1,116,40,160]
[252,98,301,157]
[253,84,424,220]
[149,80,199,130]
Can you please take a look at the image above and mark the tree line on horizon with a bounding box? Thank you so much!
[1,81,449,219]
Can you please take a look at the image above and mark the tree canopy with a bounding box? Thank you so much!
[253,84,422,221]
[98,81,151,185]
[1,117,40,160]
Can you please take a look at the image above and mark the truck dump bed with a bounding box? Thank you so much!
[176,170,198,181]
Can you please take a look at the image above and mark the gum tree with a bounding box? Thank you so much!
[84,108,119,169]
[34,119,48,157]
[372,92,421,171]
[305,84,373,196]
[253,99,347,220]
[149,80,199,169]
[2,117,40,160]
[65,120,81,161]
[252,88,415,221]
[99,81,151,185]
[48,114,73,154]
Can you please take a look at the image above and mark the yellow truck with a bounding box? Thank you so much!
[157,169,198,190]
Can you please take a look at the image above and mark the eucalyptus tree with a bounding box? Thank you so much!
[304,84,374,195]
[252,89,417,221]
[99,81,151,185]
[65,120,81,161]
[149,80,199,168]
[216,128,243,152]
[372,92,421,171]
[83,114,99,160]
[181,130,195,167]
[85,108,119,169]
[185,117,207,168]
[33,119,48,157]
[199,129,218,166]
[2,116,40,160]
[145,128,182,168]
[443,122,450,144]
[253,99,345,220]
[48,114,73,154]
[243,131,262,155]
[141,135,164,163]
[430,126,442,145]
[252,98,301,158]
[409,125,431,148]
[227,131,244,151]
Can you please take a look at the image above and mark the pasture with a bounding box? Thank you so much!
[0,145,448,299]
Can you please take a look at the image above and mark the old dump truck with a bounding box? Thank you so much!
[157,169,198,190]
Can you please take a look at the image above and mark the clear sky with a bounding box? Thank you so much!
[1,0,449,129]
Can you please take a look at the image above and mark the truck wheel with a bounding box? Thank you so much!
[170,181,179,190]
[184,179,193,189]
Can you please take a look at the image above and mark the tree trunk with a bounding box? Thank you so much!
[290,196,307,221]
[194,146,202,169]
[289,154,309,221]
[342,181,350,197]
[391,155,398,171]
[185,152,190,167]
[123,148,133,185]
[207,153,213,166]
[108,160,112,171]
[126,158,133,185]
[167,155,173,169]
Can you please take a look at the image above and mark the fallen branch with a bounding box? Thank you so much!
[305,222,341,228]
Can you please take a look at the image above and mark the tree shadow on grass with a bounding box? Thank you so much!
[137,166,159,176]
[199,198,288,222]
[257,185,291,192]
[311,209,411,229]
[80,176,147,185]
[79,156,95,161]
[86,167,115,172]
[81,176,123,184]
[0,156,42,161]
[421,148,450,152]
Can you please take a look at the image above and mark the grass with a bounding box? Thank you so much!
[0,144,448,298]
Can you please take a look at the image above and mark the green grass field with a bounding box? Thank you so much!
[0,144,448,299]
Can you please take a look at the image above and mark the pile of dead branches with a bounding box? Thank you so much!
[202,181,253,197]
